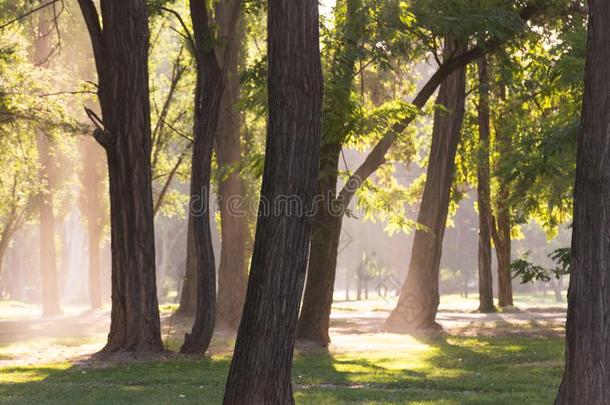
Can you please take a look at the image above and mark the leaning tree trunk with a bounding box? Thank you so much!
[34,2,61,317]
[78,0,163,352]
[223,0,323,401]
[296,143,342,344]
[214,5,247,331]
[385,38,466,334]
[555,2,610,402]
[476,57,495,313]
[296,0,366,345]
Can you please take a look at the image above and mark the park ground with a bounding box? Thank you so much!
[0,294,566,404]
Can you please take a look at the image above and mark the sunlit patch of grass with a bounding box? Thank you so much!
[0,364,70,384]
[0,336,564,404]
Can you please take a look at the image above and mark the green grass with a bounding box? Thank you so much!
[0,336,564,404]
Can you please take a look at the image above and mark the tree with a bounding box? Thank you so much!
[214,6,248,331]
[222,0,323,401]
[296,0,369,345]
[78,0,163,353]
[385,38,467,333]
[79,136,106,310]
[556,1,610,402]
[476,56,495,313]
[34,0,61,316]
[297,1,540,342]
[167,0,242,355]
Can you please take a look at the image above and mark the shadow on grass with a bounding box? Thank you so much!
[0,335,564,405]
[293,335,564,405]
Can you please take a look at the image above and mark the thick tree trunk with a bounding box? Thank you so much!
[385,39,466,334]
[296,144,342,344]
[214,7,247,331]
[476,57,495,313]
[79,0,163,353]
[555,2,610,402]
[296,0,365,345]
[223,0,323,401]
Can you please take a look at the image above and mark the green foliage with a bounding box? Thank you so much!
[511,247,570,284]
[411,0,530,43]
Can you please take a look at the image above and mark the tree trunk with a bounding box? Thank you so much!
[34,2,61,317]
[179,0,242,354]
[37,131,61,316]
[296,144,342,344]
[296,0,365,345]
[179,71,221,354]
[476,57,495,313]
[223,0,323,401]
[177,222,197,316]
[214,5,247,331]
[493,208,513,307]
[385,38,466,334]
[78,0,163,353]
[555,2,610,401]
[491,85,514,308]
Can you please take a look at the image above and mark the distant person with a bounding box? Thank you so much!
[356,251,377,300]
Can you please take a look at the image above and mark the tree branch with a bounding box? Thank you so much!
[153,148,190,217]
[160,6,196,57]
[77,0,104,65]
[337,3,540,207]
[0,0,61,30]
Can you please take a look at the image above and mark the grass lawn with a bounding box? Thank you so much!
[0,335,564,404]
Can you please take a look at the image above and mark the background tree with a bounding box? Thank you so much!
[33,0,61,316]
[476,56,495,313]
[385,38,467,333]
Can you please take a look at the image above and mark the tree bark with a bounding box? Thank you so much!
[78,0,163,352]
[296,0,365,345]
[214,5,247,332]
[385,39,466,334]
[222,0,323,401]
[555,2,610,401]
[476,57,495,313]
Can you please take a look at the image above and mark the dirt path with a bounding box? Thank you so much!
[0,299,566,366]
